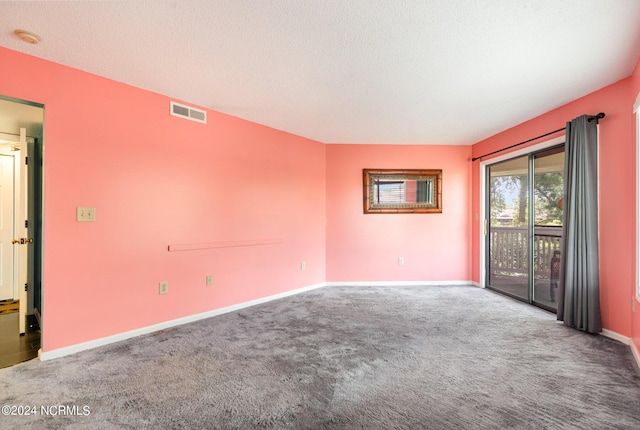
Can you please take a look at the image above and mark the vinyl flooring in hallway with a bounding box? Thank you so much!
[0,310,40,369]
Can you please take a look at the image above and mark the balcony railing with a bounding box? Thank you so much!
[489,226,562,278]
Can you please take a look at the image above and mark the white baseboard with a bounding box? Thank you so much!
[40,280,474,360]
[325,280,476,287]
[600,329,640,370]
[632,341,640,370]
[601,328,631,345]
[40,282,326,361]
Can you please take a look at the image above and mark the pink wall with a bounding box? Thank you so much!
[471,75,638,338]
[3,42,639,357]
[326,144,472,282]
[630,57,640,354]
[0,47,326,352]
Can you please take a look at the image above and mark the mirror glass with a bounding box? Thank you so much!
[363,169,442,213]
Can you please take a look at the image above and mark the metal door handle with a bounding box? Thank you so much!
[12,238,33,245]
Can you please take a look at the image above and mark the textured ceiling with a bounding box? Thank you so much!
[1,0,640,145]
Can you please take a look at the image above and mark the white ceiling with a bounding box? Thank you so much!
[1,0,640,145]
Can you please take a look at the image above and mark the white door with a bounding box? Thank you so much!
[0,128,29,334]
[0,151,15,301]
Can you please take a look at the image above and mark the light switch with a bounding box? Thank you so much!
[77,207,96,222]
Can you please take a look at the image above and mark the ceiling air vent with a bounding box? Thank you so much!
[170,101,207,124]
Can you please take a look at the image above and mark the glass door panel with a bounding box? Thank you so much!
[486,145,564,313]
[487,155,529,301]
[532,148,564,311]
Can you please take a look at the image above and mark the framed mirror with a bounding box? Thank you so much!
[363,169,442,214]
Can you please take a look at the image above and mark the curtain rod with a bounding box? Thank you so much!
[471,112,605,162]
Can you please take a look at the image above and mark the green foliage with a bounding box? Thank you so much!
[534,172,563,225]
[489,172,563,226]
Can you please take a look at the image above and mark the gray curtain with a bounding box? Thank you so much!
[557,115,601,333]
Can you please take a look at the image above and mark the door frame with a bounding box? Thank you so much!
[0,95,44,332]
[479,136,565,289]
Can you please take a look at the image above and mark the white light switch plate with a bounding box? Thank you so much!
[77,207,96,222]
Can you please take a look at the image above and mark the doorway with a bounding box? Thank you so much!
[485,145,565,313]
[0,96,44,368]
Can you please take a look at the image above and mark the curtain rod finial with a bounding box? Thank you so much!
[588,112,605,122]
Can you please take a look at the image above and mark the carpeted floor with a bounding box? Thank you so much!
[1,285,639,429]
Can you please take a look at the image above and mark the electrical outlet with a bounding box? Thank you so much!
[159,281,169,295]
[398,257,405,266]
[301,261,306,270]
[206,275,213,286]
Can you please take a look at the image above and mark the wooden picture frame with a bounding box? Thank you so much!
[363,169,442,214]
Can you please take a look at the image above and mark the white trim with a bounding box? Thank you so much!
[479,136,565,288]
[600,330,640,370]
[39,280,476,360]
[632,342,640,370]
[325,280,477,287]
[40,282,326,361]
[600,328,631,345]
[36,280,639,372]
[600,329,640,370]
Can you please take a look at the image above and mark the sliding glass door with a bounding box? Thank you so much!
[532,147,564,309]
[486,146,564,312]
[487,155,530,301]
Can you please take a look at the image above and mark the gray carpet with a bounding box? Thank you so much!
[1,285,640,429]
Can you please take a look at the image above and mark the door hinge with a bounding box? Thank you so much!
[25,156,28,165]
[24,283,28,292]
[25,220,28,228]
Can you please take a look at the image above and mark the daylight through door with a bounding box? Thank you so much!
[486,146,565,312]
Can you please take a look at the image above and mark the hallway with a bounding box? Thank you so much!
[0,304,40,368]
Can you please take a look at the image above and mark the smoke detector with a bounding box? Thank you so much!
[14,30,41,44]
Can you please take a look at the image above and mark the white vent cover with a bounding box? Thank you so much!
[170,101,207,124]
